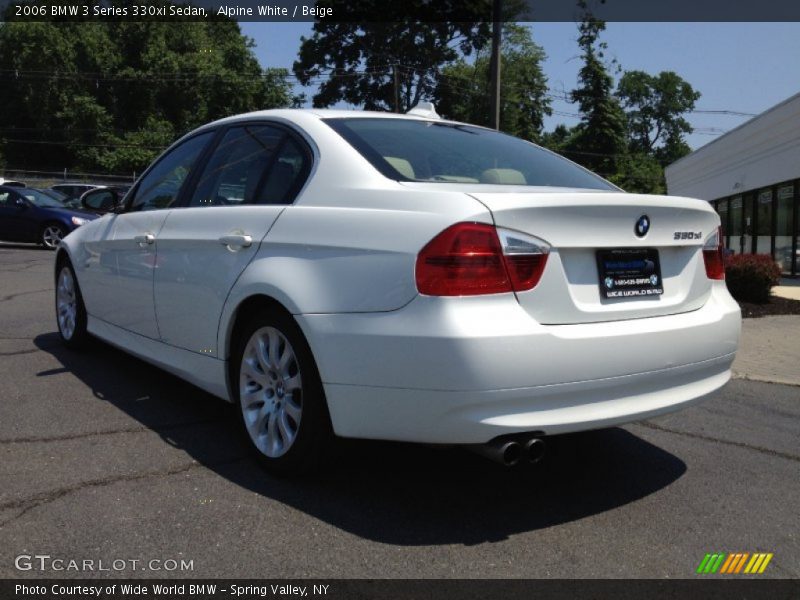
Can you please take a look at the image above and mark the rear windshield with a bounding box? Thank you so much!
[325,118,615,190]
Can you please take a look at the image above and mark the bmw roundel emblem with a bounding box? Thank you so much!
[635,215,650,237]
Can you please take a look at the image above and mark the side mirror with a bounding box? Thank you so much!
[82,191,117,213]
[14,198,27,209]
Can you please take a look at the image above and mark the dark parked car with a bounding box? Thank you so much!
[36,187,81,209]
[0,185,98,249]
[51,183,98,202]
[79,185,130,214]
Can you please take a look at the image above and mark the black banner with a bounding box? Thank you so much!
[5,0,800,23]
[2,580,800,600]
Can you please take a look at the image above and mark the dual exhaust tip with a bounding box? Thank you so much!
[471,436,546,466]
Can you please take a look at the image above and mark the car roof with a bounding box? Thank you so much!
[83,184,128,191]
[196,107,476,133]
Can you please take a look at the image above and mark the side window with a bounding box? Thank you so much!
[189,126,284,208]
[258,138,309,205]
[0,191,10,206]
[129,132,213,212]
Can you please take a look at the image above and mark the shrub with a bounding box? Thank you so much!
[724,254,782,304]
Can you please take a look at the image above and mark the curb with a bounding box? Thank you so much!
[732,372,800,388]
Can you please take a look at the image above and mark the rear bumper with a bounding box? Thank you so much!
[297,285,740,443]
[321,354,732,443]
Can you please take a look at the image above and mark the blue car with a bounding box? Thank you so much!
[0,185,98,249]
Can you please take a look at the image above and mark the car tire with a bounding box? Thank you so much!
[41,223,67,250]
[55,259,91,349]
[232,308,334,476]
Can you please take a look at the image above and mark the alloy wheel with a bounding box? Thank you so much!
[56,266,77,340]
[42,225,64,249]
[239,326,303,458]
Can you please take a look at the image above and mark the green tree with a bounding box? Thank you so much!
[0,15,292,173]
[540,124,574,153]
[292,2,489,112]
[564,8,627,178]
[435,24,551,142]
[616,70,700,166]
[93,117,177,175]
[612,152,666,194]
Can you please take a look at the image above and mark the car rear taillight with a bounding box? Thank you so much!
[496,228,550,291]
[702,227,725,280]
[415,222,550,296]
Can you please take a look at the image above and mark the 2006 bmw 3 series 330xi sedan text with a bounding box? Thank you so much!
[53,107,741,473]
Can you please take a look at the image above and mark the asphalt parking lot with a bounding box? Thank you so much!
[0,243,798,579]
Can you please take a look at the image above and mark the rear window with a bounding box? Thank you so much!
[324,118,615,190]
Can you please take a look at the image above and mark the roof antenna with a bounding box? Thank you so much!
[406,102,441,119]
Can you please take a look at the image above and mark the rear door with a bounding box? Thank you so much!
[470,191,720,324]
[153,123,311,356]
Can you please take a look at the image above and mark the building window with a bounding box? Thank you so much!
[729,195,743,254]
[755,188,773,255]
[716,198,730,248]
[743,193,756,254]
[773,184,795,274]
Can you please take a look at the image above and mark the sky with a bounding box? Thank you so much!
[239,22,800,151]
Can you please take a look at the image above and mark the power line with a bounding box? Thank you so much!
[0,66,393,82]
[690,109,756,117]
[0,66,764,121]
[0,64,737,148]
[3,139,166,149]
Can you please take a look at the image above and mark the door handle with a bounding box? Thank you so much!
[219,234,253,249]
[134,233,155,246]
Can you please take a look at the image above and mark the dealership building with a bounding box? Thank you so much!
[665,92,800,275]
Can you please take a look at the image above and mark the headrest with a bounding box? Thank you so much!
[480,168,526,185]
[384,157,415,179]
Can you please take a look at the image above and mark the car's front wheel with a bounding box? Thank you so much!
[232,309,333,475]
[41,223,67,250]
[55,260,90,348]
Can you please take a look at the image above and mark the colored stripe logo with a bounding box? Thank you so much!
[696,552,773,574]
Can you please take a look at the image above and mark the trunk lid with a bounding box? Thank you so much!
[469,191,720,324]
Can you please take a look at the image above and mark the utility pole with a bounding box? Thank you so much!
[489,0,502,129]
[393,65,401,113]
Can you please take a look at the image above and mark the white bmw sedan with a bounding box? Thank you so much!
[54,108,740,472]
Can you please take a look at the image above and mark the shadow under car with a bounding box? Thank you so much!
[34,332,687,546]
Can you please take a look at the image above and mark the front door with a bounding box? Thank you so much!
[0,190,35,242]
[81,131,215,339]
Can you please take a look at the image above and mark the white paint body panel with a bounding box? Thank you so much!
[299,284,740,443]
[59,108,742,446]
[75,211,170,339]
[470,192,720,324]
[87,315,229,401]
[154,206,284,354]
